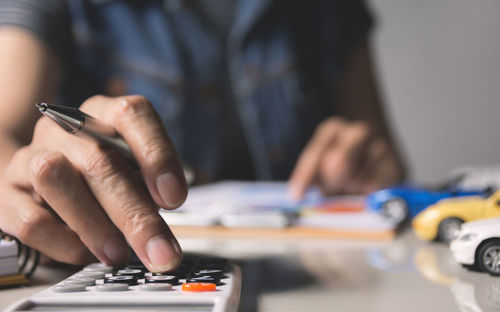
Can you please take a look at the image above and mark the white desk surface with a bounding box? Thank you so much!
[1,227,496,312]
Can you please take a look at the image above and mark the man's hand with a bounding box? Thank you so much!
[289,117,404,199]
[0,95,187,273]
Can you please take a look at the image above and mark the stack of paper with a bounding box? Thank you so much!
[0,239,18,277]
[161,181,396,240]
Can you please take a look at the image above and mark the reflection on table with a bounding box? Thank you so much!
[3,227,499,312]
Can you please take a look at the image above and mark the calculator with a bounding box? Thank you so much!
[5,254,241,312]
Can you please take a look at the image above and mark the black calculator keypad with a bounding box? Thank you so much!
[6,253,240,312]
[56,255,231,293]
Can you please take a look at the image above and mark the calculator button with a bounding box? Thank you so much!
[83,263,113,273]
[53,284,87,293]
[138,283,173,291]
[145,275,178,285]
[74,271,106,279]
[124,266,146,273]
[105,275,137,286]
[188,275,220,285]
[95,283,130,292]
[116,269,144,277]
[63,278,96,287]
[182,282,217,292]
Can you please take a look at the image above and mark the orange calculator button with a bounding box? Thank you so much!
[182,282,217,292]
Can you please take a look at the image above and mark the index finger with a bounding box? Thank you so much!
[81,95,188,210]
[72,147,182,273]
[288,118,344,200]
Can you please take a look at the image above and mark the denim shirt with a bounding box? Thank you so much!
[62,0,372,181]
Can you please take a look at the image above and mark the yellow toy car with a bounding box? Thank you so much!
[412,189,500,243]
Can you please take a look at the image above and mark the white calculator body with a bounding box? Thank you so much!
[5,255,241,312]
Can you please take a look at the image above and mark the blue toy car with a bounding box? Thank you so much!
[366,178,491,224]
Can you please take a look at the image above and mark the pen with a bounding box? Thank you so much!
[35,102,134,162]
[36,102,195,184]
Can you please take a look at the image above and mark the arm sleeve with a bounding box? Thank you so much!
[0,0,71,62]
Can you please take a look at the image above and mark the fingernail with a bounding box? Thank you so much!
[156,172,186,208]
[103,237,130,265]
[146,235,182,272]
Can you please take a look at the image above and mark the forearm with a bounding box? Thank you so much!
[0,27,60,172]
[336,42,390,134]
[336,40,406,180]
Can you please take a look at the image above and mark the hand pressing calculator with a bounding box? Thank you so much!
[6,254,241,312]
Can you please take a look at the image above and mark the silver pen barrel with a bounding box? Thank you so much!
[79,116,132,158]
[36,102,134,162]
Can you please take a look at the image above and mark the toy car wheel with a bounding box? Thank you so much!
[477,240,500,276]
[381,198,408,223]
[437,218,463,243]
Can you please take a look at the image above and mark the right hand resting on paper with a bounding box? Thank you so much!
[0,95,188,273]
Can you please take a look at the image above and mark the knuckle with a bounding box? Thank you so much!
[117,95,153,117]
[121,207,160,237]
[140,140,170,164]
[122,208,147,234]
[81,147,118,180]
[30,151,68,185]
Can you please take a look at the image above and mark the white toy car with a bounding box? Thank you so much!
[450,217,500,276]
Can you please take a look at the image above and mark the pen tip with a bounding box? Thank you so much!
[35,102,48,112]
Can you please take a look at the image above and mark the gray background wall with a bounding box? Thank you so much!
[368,0,500,183]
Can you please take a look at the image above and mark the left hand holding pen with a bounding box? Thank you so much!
[289,117,404,199]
